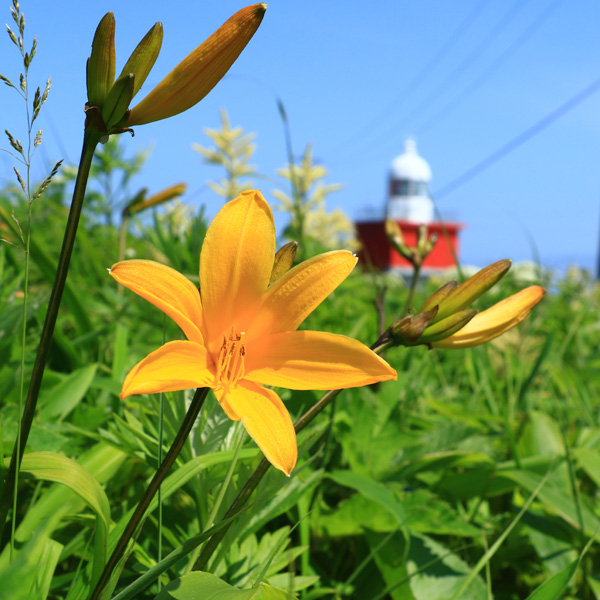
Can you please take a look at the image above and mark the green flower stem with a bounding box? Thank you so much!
[0,126,102,542]
[118,214,128,263]
[192,338,392,572]
[403,262,422,314]
[90,387,209,600]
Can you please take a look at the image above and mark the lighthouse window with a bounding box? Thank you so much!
[391,180,429,197]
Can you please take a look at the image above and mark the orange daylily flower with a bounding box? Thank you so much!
[431,285,546,349]
[110,190,396,476]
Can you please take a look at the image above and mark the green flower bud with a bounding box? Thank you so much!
[435,259,511,322]
[86,12,116,108]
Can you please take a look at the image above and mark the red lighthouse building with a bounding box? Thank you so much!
[356,140,463,274]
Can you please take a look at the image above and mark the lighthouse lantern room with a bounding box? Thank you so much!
[356,139,464,274]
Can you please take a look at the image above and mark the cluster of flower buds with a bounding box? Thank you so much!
[385,219,438,269]
[386,260,545,349]
[85,4,266,137]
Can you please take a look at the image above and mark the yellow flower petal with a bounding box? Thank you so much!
[127,4,266,126]
[432,285,546,349]
[200,190,275,353]
[121,341,214,399]
[244,330,397,390]
[110,260,204,344]
[215,380,297,476]
[247,250,357,340]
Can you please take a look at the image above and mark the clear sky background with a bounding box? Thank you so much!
[2,0,599,273]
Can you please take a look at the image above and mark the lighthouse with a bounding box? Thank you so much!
[356,139,464,274]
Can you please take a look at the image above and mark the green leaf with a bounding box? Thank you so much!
[0,204,92,333]
[516,410,564,460]
[524,557,579,600]
[15,443,126,544]
[153,572,295,599]
[12,451,110,585]
[328,470,407,530]
[524,531,596,600]
[39,363,98,420]
[113,508,254,600]
[573,447,600,488]
[495,469,600,536]
[0,534,63,600]
[112,323,129,380]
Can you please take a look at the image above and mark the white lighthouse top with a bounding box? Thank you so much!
[387,139,434,223]
[390,139,432,182]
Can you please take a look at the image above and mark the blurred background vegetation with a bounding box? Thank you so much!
[1,112,600,599]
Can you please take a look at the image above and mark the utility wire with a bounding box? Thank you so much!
[415,0,564,135]
[336,0,532,165]
[433,74,600,199]
[334,0,489,152]
[397,0,530,133]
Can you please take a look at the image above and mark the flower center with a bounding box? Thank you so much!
[216,328,246,389]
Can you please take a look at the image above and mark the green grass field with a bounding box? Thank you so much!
[2,158,599,598]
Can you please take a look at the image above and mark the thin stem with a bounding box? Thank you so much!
[0,126,102,543]
[12,187,30,561]
[12,37,33,560]
[157,314,166,591]
[403,262,421,314]
[118,214,128,263]
[277,98,304,250]
[192,338,391,572]
[89,387,209,600]
[12,147,32,563]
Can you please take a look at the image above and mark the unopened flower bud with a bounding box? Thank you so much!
[270,241,298,285]
[385,219,411,258]
[127,4,267,126]
[126,183,187,215]
[419,280,459,314]
[435,259,511,321]
[432,286,546,348]
[118,22,163,98]
[419,308,478,344]
[101,73,134,130]
[390,306,438,345]
[86,12,116,108]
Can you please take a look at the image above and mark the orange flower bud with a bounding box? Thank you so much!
[432,286,546,348]
[127,183,187,214]
[127,4,266,126]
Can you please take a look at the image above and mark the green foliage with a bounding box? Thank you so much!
[192,108,258,201]
[2,46,600,597]
[272,144,356,254]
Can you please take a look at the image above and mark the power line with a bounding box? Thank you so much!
[433,75,600,199]
[333,0,490,153]
[415,0,564,135]
[397,0,530,132]
[336,0,534,165]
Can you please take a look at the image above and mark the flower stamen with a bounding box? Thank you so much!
[216,329,246,389]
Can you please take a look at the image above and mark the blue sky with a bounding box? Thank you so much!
[2,0,599,273]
